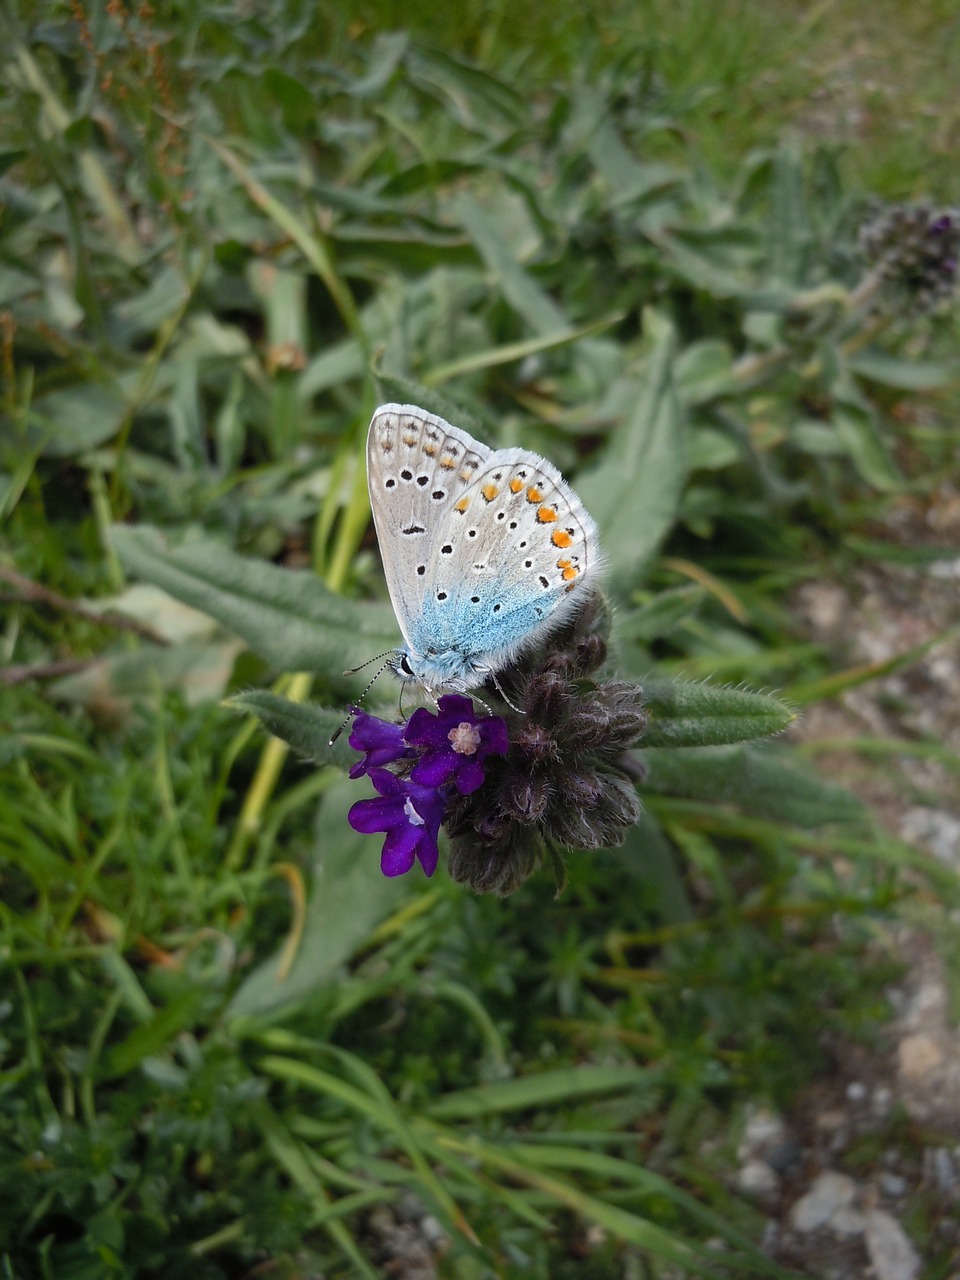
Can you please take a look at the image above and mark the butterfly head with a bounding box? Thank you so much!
[388,646,479,697]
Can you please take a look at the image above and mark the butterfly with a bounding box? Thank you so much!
[366,403,600,694]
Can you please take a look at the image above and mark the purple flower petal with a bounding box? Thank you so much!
[410,745,461,788]
[406,697,509,795]
[348,709,412,778]
[348,767,445,879]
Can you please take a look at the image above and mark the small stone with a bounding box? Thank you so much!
[815,1108,847,1132]
[924,1146,956,1191]
[864,1209,921,1280]
[831,1206,866,1237]
[898,1033,944,1080]
[880,1172,908,1197]
[737,1107,788,1163]
[789,1171,857,1232]
[419,1215,446,1249]
[738,1159,780,1200]
[872,1085,893,1115]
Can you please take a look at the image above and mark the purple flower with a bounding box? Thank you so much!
[348,768,446,878]
[348,707,412,779]
[405,695,509,795]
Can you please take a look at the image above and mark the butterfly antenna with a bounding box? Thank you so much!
[328,654,396,745]
[342,650,396,678]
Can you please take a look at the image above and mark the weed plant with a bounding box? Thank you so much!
[1,2,958,1276]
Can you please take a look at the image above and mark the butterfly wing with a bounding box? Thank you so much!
[418,447,599,674]
[366,404,491,654]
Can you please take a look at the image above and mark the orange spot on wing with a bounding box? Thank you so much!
[536,506,557,523]
[551,529,573,548]
[403,435,417,446]
[423,443,437,456]
[526,486,543,503]
[562,566,578,581]
[509,478,524,493]
[556,558,572,570]
[454,497,470,513]
[440,455,456,470]
[482,483,499,502]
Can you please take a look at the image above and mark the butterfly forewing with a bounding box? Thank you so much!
[366,404,490,651]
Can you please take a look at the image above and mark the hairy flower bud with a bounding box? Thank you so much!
[859,201,960,315]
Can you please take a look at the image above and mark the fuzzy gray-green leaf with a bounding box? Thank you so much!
[111,525,399,683]
[640,677,794,748]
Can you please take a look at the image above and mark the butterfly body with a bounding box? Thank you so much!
[367,403,599,693]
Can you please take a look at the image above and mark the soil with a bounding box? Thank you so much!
[751,485,960,1279]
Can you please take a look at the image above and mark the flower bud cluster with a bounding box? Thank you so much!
[445,591,647,895]
[859,202,960,315]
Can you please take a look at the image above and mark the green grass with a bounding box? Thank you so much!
[1,1,958,1275]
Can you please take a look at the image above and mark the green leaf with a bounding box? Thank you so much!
[104,986,205,1078]
[674,340,736,407]
[426,1064,656,1121]
[110,526,399,682]
[228,779,410,1019]
[454,192,567,333]
[824,352,903,491]
[577,310,685,587]
[228,690,362,771]
[766,144,809,287]
[373,373,486,437]
[640,677,795,748]
[641,744,864,827]
[18,383,127,457]
[846,348,958,391]
[832,402,901,491]
[614,585,704,643]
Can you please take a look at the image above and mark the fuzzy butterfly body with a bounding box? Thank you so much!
[367,403,600,693]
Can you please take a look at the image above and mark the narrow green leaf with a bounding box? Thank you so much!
[110,526,399,681]
[104,987,205,1078]
[846,349,958,391]
[424,312,624,386]
[422,1128,723,1275]
[516,1144,795,1277]
[258,1052,479,1246]
[19,384,127,457]
[254,1102,379,1280]
[373,375,485,438]
[454,192,567,333]
[577,310,685,587]
[640,676,795,747]
[640,744,864,827]
[674,340,736,406]
[228,780,409,1019]
[832,403,901,492]
[425,1064,655,1121]
[228,691,359,769]
[614,585,704,642]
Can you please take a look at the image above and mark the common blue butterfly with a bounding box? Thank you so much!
[367,403,600,694]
